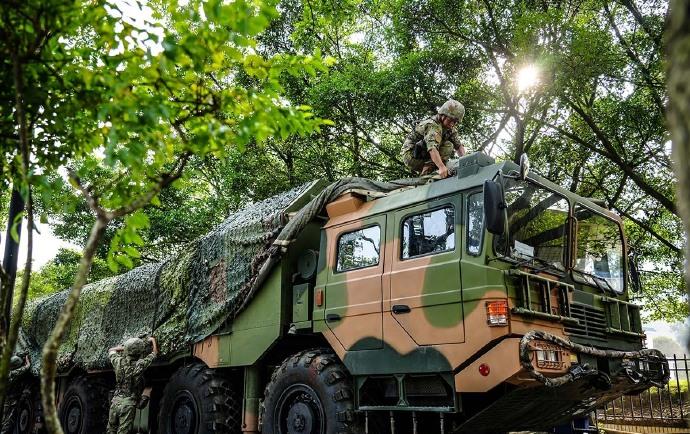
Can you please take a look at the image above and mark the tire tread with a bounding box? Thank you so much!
[158,362,240,434]
[261,348,359,434]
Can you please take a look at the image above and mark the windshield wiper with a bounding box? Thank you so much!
[574,270,615,293]
[510,253,565,275]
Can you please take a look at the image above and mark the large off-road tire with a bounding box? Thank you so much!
[58,376,109,434]
[261,348,359,434]
[157,362,240,434]
[2,381,43,434]
[12,382,45,434]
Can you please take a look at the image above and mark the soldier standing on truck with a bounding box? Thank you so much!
[107,336,158,434]
[401,98,466,178]
[1,355,30,434]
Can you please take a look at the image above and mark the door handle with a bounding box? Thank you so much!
[326,313,341,323]
[392,305,411,314]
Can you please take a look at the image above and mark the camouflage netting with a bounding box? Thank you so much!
[17,177,428,374]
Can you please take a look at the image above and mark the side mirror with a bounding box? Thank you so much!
[483,180,506,235]
[628,254,642,293]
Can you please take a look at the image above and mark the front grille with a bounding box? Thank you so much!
[564,303,607,340]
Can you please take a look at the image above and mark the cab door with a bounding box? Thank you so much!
[324,215,386,350]
[388,196,464,345]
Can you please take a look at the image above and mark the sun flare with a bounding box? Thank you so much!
[516,65,540,92]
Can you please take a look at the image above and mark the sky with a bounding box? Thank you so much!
[645,320,688,353]
[0,220,78,269]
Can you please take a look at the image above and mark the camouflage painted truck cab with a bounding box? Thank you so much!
[8,153,668,434]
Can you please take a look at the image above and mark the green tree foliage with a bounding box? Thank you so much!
[49,0,682,322]
[40,0,684,321]
[0,0,332,430]
[257,0,683,321]
[0,0,683,428]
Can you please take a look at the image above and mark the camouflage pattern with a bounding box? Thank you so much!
[306,154,666,430]
[106,348,155,434]
[109,349,155,399]
[401,117,462,174]
[123,337,146,359]
[11,153,668,432]
[437,98,465,121]
[15,181,326,373]
[7,358,28,384]
[313,162,518,378]
[106,396,136,434]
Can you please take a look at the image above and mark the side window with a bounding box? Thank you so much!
[336,226,381,272]
[401,206,455,259]
[467,192,484,256]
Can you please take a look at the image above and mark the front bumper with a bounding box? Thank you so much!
[455,331,669,433]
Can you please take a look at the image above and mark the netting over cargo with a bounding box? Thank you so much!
[17,177,428,373]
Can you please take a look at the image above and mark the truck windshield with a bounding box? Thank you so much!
[573,204,625,293]
[497,178,569,271]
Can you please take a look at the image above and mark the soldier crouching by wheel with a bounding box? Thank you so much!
[401,99,466,179]
[107,336,158,434]
[1,354,30,434]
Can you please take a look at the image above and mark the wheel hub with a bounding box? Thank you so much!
[66,404,82,433]
[277,386,324,434]
[18,406,30,432]
[287,402,313,433]
[171,393,197,434]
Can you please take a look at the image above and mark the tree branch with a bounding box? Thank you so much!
[559,97,678,215]
[67,170,105,217]
[616,206,681,254]
[112,152,191,219]
[619,0,663,50]
[0,191,33,402]
[604,1,665,113]
[42,216,107,434]
[0,42,34,425]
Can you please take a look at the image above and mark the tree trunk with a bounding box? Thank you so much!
[41,217,108,434]
[513,115,526,163]
[0,48,33,423]
[0,192,32,412]
[666,0,690,348]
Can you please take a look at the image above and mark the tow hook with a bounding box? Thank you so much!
[567,364,611,391]
[568,363,592,381]
[624,366,643,384]
[590,371,612,391]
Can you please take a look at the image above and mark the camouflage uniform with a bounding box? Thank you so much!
[107,339,155,434]
[402,118,464,174]
[402,99,465,175]
[1,356,29,434]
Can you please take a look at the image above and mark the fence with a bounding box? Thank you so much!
[595,354,689,429]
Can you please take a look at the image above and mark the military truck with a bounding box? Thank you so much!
[7,153,668,434]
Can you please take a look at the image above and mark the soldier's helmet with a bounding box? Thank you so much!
[10,355,23,370]
[124,337,146,359]
[437,99,465,122]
